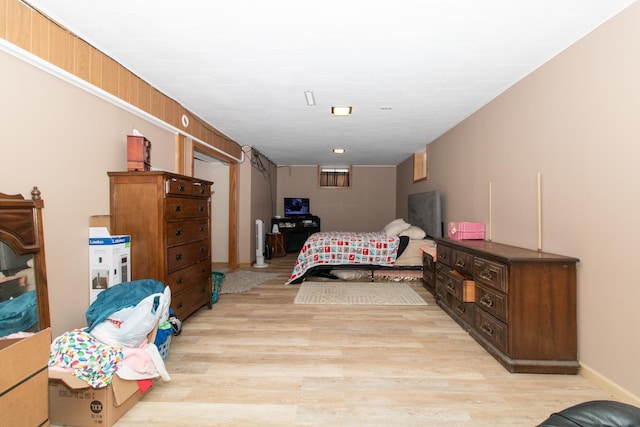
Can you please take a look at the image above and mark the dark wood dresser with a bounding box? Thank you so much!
[421,251,436,295]
[108,171,213,321]
[434,238,579,374]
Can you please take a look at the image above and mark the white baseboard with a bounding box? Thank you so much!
[580,362,640,406]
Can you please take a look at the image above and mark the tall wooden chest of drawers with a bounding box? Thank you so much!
[435,238,579,374]
[108,171,213,321]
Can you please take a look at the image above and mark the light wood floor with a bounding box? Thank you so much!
[116,255,613,427]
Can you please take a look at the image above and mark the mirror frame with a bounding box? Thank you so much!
[0,186,50,330]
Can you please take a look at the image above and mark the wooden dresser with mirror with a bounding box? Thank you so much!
[0,187,52,426]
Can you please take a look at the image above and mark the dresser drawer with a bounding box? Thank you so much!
[475,283,507,323]
[422,252,435,270]
[475,309,507,353]
[165,197,209,220]
[422,252,435,289]
[166,176,212,198]
[473,257,507,292]
[192,181,211,198]
[166,219,209,247]
[166,261,210,293]
[438,245,474,276]
[166,176,196,195]
[423,270,435,288]
[451,249,474,276]
[451,299,475,326]
[440,269,475,302]
[167,240,209,272]
[435,280,451,305]
[435,262,445,283]
[171,278,211,321]
[436,245,454,268]
[441,269,458,297]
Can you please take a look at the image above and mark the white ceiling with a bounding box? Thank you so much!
[25,0,635,166]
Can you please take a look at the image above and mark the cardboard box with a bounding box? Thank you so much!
[0,328,51,427]
[89,221,131,304]
[90,215,112,234]
[447,222,485,240]
[48,326,158,427]
[49,371,149,427]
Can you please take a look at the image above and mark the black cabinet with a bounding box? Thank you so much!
[271,216,320,253]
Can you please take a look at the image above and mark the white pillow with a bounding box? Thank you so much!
[399,226,426,240]
[330,269,370,281]
[383,218,411,237]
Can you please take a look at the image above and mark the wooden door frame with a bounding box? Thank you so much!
[176,134,239,269]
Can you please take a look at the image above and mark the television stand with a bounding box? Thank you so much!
[271,216,320,253]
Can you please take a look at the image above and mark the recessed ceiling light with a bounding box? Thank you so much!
[304,91,316,106]
[333,148,346,154]
[331,106,352,116]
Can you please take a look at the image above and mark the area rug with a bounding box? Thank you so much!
[219,270,279,294]
[294,281,427,305]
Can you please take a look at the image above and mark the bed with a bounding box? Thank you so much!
[286,191,442,284]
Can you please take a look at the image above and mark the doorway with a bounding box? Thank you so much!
[177,134,239,269]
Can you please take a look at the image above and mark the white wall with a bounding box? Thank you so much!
[194,160,230,263]
[397,2,640,401]
[0,50,176,336]
[277,166,397,232]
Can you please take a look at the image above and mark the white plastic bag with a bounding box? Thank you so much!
[91,287,171,348]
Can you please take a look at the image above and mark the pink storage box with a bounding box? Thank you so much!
[447,222,485,240]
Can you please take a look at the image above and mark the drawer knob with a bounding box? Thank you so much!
[199,206,204,212]
[179,184,186,192]
[480,295,494,308]
[175,253,183,261]
[446,279,454,290]
[175,229,182,236]
[174,205,182,212]
[479,269,492,281]
[199,226,205,232]
[480,322,494,336]
[455,259,465,268]
[176,277,184,284]
[200,247,206,254]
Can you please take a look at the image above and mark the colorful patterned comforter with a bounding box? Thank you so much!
[286,231,400,284]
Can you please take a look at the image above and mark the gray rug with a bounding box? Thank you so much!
[219,270,279,294]
[294,281,427,305]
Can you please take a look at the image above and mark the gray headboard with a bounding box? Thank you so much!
[408,191,442,238]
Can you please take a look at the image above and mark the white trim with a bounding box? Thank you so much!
[579,362,640,406]
[277,164,396,168]
[0,38,243,163]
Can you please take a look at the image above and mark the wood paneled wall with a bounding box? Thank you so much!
[0,0,242,161]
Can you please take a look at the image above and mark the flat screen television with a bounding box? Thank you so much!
[284,197,310,216]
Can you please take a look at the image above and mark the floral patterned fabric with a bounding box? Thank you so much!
[287,231,400,284]
[49,329,124,388]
